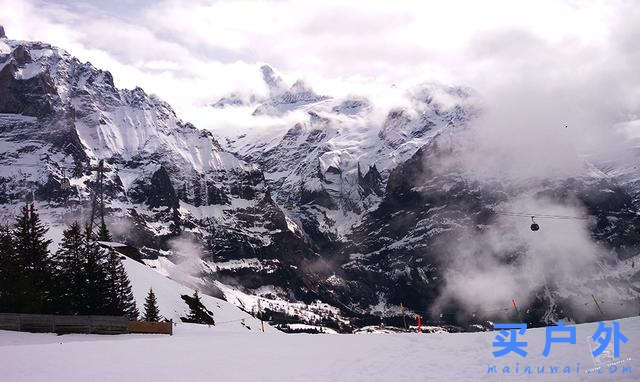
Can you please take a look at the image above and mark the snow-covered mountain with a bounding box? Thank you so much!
[221,66,477,247]
[212,65,329,116]
[593,119,640,207]
[212,64,640,326]
[0,31,340,328]
[1,29,639,332]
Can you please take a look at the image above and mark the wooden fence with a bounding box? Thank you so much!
[128,320,173,335]
[0,313,172,335]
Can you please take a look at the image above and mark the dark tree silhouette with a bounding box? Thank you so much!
[0,224,19,312]
[103,250,138,319]
[143,287,161,322]
[97,221,112,241]
[81,235,108,315]
[181,290,215,325]
[176,182,188,203]
[2,210,142,318]
[13,203,53,313]
[52,222,86,314]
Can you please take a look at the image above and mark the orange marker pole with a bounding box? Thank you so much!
[512,299,523,322]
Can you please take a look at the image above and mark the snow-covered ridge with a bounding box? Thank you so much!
[212,64,330,116]
[0,38,244,173]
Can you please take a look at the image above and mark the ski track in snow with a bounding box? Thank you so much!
[0,317,638,381]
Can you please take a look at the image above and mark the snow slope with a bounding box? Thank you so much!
[1,317,638,381]
[122,256,275,333]
[141,252,350,330]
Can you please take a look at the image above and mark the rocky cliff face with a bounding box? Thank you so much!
[321,136,640,324]
[1,30,639,331]
[223,69,478,254]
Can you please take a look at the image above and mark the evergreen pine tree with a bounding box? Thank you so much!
[13,203,53,313]
[187,290,202,321]
[97,220,112,241]
[143,287,161,322]
[103,250,139,319]
[0,224,19,313]
[52,222,86,314]
[182,290,215,325]
[82,234,108,315]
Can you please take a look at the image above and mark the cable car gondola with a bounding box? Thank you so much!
[530,216,540,231]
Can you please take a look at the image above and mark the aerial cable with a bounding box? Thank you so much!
[493,211,589,220]
[493,209,640,232]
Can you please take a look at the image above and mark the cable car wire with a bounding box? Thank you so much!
[494,210,639,219]
[493,211,590,220]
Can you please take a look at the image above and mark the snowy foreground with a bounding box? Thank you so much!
[1,254,637,381]
[1,317,637,382]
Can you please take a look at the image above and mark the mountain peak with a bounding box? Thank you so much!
[0,25,5,39]
[290,79,310,93]
[260,64,285,95]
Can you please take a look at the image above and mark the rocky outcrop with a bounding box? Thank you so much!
[0,47,57,117]
[358,163,383,197]
[147,166,178,209]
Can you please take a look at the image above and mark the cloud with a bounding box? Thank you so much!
[412,2,640,321]
[165,233,207,285]
[430,195,638,322]
[2,0,636,140]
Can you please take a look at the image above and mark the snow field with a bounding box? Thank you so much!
[1,317,638,381]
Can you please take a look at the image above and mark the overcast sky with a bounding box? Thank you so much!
[1,0,638,138]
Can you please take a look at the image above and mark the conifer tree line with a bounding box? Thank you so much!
[0,203,138,319]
